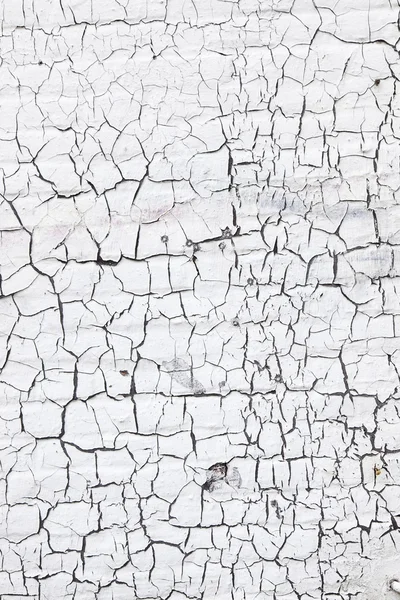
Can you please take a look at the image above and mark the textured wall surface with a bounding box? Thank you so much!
[1,0,400,599]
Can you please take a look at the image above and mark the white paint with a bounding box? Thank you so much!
[390,581,400,594]
[0,0,400,598]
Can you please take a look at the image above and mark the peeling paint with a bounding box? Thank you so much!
[1,0,400,599]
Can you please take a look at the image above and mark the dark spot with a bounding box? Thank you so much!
[209,462,227,475]
[192,243,200,252]
[232,319,239,327]
[161,235,168,243]
[375,79,380,86]
[202,462,228,491]
[271,500,282,519]
[270,499,281,518]
[222,227,232,239]
[120,370,129,376]
[275,374,283,383]
[38,60,43,65]
[247,277,254,285]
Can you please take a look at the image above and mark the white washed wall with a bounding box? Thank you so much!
[1,1,400,599]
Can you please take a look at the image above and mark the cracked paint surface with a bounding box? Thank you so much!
[1,0,400,598]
